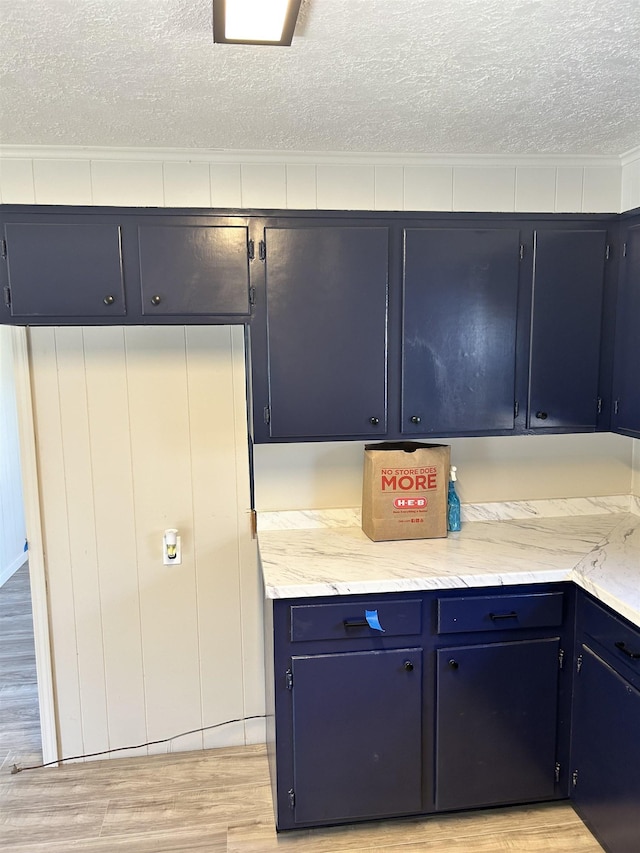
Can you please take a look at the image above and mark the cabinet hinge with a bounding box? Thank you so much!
[614,400,620,416]
[1,238,7,259]
[259,240,266,261]
[514,400,519,419]
[558,648,565,670]
[285,669,293,690]
[623,241,628,258]
[605,244,611,260]
[3,286,10,308]
[519,244,524,260]
[248,239,255,260]
[555,762,561,783]
[597,397,602,415]
[263,406,271,425]
[576,654,583,674]
[572,770,579,788]
[288,788,295,809]
[249,286,256,307]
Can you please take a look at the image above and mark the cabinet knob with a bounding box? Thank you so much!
[448,659,459,670]
[410,415,421,425]
[403,661,414,672]
[150,295,162,306]
[103,295,115,306]
[369,417,380,426]
[535,411,548,420]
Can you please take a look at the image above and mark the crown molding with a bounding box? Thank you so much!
[621,145,640,166]
[0,144,625,169]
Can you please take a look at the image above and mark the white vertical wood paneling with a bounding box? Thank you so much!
[404,166,453,211]
[515,167,557,213]
[0,158,35,203]
[316,164,375,210]
[583,167,621,213]
[621,154,640,212]
[285,164,317,209]
[90,161,165,206]
[33,160,92,205]
[453,167,516,212]
[28,325,254,759]
[186,326,245,748]
[29,327,84,761]
[0,326,26,586]
[82,327,147,756]
[124,326,202,752]
[209,164,242,207]
[240,164,286,208]
[554,167,584,212]
[374,166,404,211]
[54,328,110,756]
[163,162,212,207]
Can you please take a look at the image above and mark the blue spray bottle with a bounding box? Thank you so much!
[447,465,461,532]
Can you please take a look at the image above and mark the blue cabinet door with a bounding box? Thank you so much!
[528,228,608,430]
[137,223,251,318]
[262,225,388,439]
[435,637,560,811]
[3,221,126,318]
[401,228,521,434]
[612,222,640,437]
[572,645,640,853]
[290,648,422,825]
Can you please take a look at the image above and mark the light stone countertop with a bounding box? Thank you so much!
[258,498,640,628]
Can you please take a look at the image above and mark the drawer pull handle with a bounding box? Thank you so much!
[489,611,518,621]
[615,641,640,660]
[343,610,386,633]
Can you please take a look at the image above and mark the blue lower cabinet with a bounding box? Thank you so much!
[435,638,561,810]
[267,584,574,831]
[571,613,640,853]
[290,648,423,825]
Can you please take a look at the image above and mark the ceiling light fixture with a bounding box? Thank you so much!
[213,0,302,46]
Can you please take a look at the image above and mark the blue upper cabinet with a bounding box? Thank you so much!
[401,227,522,435]
[611,220,640,438]
[527,227,610,432]
[2,219,127,319]
[252,222,389,441]
[0,208,253,325]
[137,221,251,318]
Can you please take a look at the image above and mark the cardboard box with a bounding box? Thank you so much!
[362,442,450,542]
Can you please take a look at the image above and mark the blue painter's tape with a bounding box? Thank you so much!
[365,609,385,632]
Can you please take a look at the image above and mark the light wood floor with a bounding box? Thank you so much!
[0,565,604,852]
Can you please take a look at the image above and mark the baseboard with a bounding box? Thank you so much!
[0,550,28,588]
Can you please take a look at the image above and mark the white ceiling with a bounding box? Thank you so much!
[1,0,639,157]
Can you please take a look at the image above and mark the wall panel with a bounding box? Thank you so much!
[0,326,26,585]
[28,325,253,758]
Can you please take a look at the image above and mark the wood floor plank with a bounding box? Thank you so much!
[0,801,109,848]
[0,826,227,853]
[99,782,273,837]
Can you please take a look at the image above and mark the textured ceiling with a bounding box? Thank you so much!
[0,0,639,156]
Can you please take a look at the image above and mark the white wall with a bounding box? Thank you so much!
[28,325,261,759]
[622,146,640,212]
[0,325,26,586]
[0,147,624,213]
[633,442,640,498]
[0,146,636,759]
[253,434,634,511]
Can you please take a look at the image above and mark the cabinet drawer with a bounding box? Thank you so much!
[290,599,422,643]
[580,596,640,685]
[437,591,564,634]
